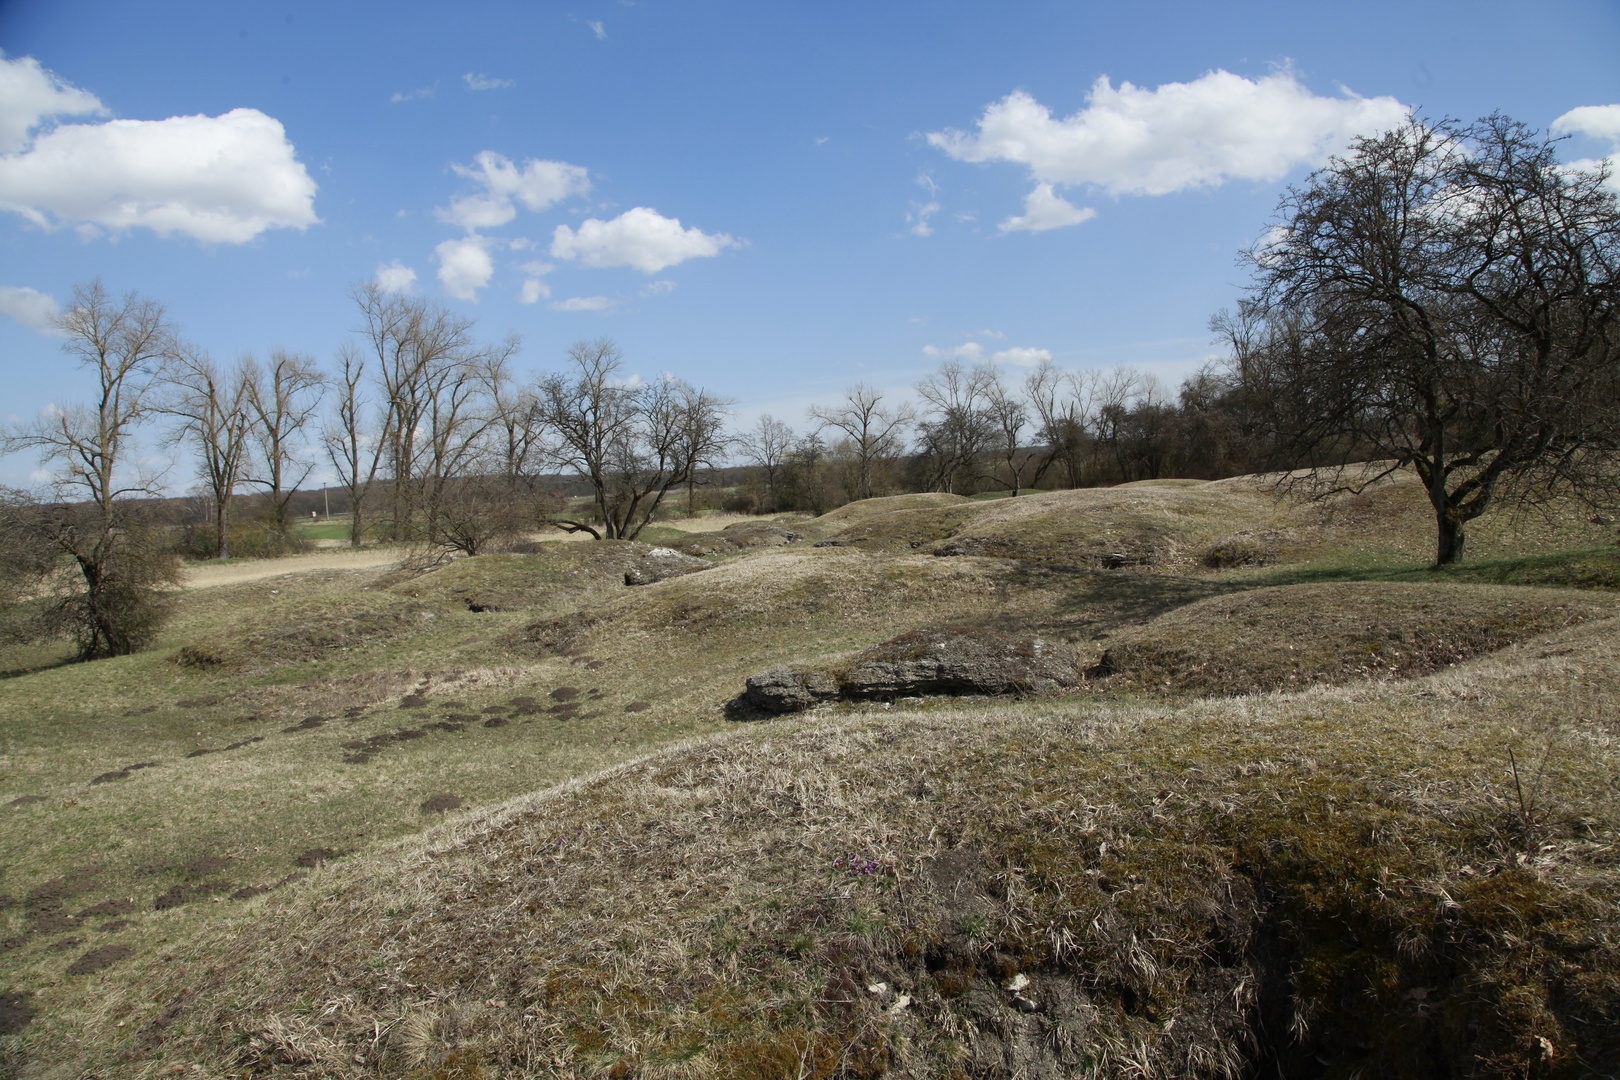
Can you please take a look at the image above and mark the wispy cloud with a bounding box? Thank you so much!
[588,20,607,39]
[463,72,515,91]
[390,83,437,103]
[551,295,620,312]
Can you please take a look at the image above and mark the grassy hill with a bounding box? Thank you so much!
[2,472,1618,1078]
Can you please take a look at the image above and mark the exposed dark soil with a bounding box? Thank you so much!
[30,908,79,934]
[393,729,425,741]
[91,762,159,785]
[229,885,271,902]
[281,716,327,733]
[0,990,35,1035]
[425,721,466,733]
[400,694,428,709]
[29,867,100,905]
[100,919,134,933]
[421,794,463,813]
[65,944,131,976]
[175,696,223,709]
[77,897,137,918]
[483,717,508,728]
[296,848,343,867]
[187,736,265,759]
[181,856,232,877]
[481,705,508,714]
[7,795,45,807]
[625,701,651,713]
[550,686,580,702]
[154,881,227,911]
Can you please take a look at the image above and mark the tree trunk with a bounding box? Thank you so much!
[350,505,364,547]
[1435,512,1466,566]
[215,499,230,560]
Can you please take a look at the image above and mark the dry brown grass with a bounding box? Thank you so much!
[1092,581,1620,696]
[8,469,1620,1079]
[68,616,1620,1079]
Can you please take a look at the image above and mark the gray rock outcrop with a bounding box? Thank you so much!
[622,547,713,586]
[743,627,1087,714]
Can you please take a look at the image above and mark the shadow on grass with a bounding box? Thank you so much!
[0,646,78,680]
[1245,547,1620,591]
[965,547,1620,647]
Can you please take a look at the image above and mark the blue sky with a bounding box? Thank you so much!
[1,0,1617,488]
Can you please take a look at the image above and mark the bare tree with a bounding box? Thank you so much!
[807,383,916,502]
[536,339,722,539]
[244,349,325,537]
[351,282,478,541]
[913,361,994,493]
[675,384,733,517]
[737,414,795,511]
[164,348,253,559]
[1229,114,1620,564]
[1024,360,1090,488]
[0,281,181,657]
[480,351,546,488]
[983,368,1032,495]
[322,345,390,547]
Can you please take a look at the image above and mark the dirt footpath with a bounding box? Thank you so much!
[181,548,406,589]
[180,514,770,589]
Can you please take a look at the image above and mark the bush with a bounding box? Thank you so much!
[174,520,313,561]
[720,489,760,515]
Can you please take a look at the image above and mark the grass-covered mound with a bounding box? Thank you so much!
[814,492,973,525]
[806,470,1618,575]
[74,618,1620,1078]
[1091,582,1619,696]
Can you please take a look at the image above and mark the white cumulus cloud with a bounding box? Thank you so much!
[463,72,515,91]
[0,284,59,330]
[0,54,106,153]
[991,346,1053,366]
[551,295,619,312]
[1552,104,1620,193]
[437,151,590,231]
[375,260,417,294]
[436,236,495,301]
[929,69,1408,197]
[641,279,676,296]
[551,207,736,273]
[1553,104,1620,143]
[0,95,319,243]
[517,259,553,304]
[999,182,1096,233]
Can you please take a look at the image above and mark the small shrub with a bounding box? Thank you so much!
[169,643,229,668]
[1202,532,1275,569]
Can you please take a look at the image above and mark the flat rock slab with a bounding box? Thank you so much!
[743,627,1087,714]
[622,547,714,586]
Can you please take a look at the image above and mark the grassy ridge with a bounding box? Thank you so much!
[2,474,1618,1077]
